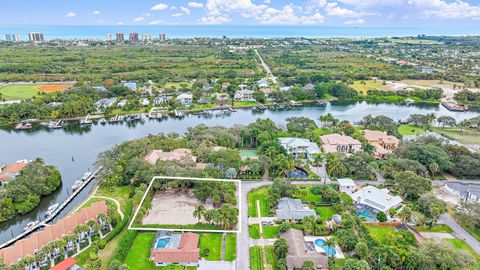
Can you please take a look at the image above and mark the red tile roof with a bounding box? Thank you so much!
[51,257,77,270]
[152,232,200,264]
[0,201,108,266]
[0,160,28,182]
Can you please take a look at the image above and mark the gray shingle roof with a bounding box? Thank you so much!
[276,197,317,220]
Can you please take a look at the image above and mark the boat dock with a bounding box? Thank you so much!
[0,167,102,249]
[441,101,469,112]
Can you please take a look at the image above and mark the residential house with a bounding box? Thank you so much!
[444,182,480,202]
[351,186,403,213]
[257,78,269,88]
[234,90,254,102]
[198,95,212,105]
[94,98,116,112]
[151,232,200,267]
[117,99,127,107]
[279,138,321,160]
[280,86,293,92]
[363,130,400,158]
[215,93,229,105]
[176,93,193,106]
[221,82,231,90]
[51,258,81,270]
[303,83,315,91]
[260,87,274,100]
[276,197,317,221]
[93,86,107,92]
[238,84,248,90]
[202,83,212,91]
[0,202,108,266]
[141,98,150,107]
[337,178,357,194]
[153,96,170,105]
[0,160,29,185]
[320,134,362,154]
[281,229,328,270]
[123,82,137,91]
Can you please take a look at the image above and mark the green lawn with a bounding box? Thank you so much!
[265,246,279,270]
[239,149,258,158]
[315,206,336,220]
[234,101,258,107]
[398,124,425,136]
[294,186,323,203]
[367,225,395,243]
[96,185,133,211]
[248,186,271,217]
[199,233,223,261]
[225,233,237,261]
[0,84,41,100]
[442,239,480,264]
[250,246,264,270]
[249,224,260,239]
[249,225,280,239]
[414,224,453,233]
[431,127,480,145]
[125,233,157,270]
[350,80,384,94]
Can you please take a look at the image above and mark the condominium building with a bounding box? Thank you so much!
[28,32,44,42]
[116,32,124,42]
[129,32,139,42]
[105,34,114,41]
[142,33,152,41]
[159,33,166,42]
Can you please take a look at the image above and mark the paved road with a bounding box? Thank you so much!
[255,49,278,87]
[438,214,480,255]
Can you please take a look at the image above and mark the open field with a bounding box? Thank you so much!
[199,233,223,261]
[294,185,323,203]
[350,80,384,94]
[386,38,443,45]
[315,206,336,220]
[265,246,280,270]
[0,83,72,100]
[431,127,480,145]
[248,186,271,217]
[367,225,396,243]
[250,246,263,270]
[415,224,453,233]
[398,124,425,136]
[225,233,237,261]
[399,79,464,89]
[442,239,480,264]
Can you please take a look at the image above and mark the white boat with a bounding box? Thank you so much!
[45,203,59,217]
[82,171,92,180]
[23,221,39,231]
[72,180,83,190]
[80,114,92,125]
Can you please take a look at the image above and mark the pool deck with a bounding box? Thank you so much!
[304,236,345,259]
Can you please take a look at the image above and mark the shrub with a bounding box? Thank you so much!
[89,251,98,261]
[201,248,210,257]
[389,209,397,216]
[105,200,133,243]
[112,229,137,262]
[377,212,387,222]
[98,239,107,249]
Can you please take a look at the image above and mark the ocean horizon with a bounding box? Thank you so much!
[1,25,480,40]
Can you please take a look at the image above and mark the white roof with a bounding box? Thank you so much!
[337,178,356,187]
[279,137,321,154]
[176,93,193,99]
[351,186,402,212]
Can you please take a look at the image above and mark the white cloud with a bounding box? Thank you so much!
[142,12,153,17]
[324,2,363,17]
[151,3,169,10]
[201,0,268,24]
[65,12,76,17]
[180,7,191,15]
[117,22,124,25]
[201,15,231,24]
[264,0,271,3]
[172,13,183,17]
[257,4,325,24]
[149,20,163,25]
[411,0,480,19]
[344,18,365,24]
[134,16,145,22]
[188,2,204,8]
[93,10,100,15]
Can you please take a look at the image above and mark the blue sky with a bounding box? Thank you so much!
[1,0,480,26]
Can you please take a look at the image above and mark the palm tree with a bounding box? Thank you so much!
[362,142,375,155]
[193,204,206,222]
[274,154,294,177]
[311,153,324,167]
[325,153,346,178]
[325,237,337,257]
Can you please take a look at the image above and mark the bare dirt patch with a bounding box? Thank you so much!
[37,84,73,92]
[142,189,213,225]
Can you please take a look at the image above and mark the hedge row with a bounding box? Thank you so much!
[112,229,137,263]
[104,200,133,242]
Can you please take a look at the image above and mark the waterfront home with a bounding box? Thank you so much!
[94,98,116,111]
[0,160,29,185]
[93,86,107,92]
[117,99,127,107]
[202,83,212,91]
[176,93,193,106]
[444,182,480,202]
[198,95,212,105]
[276,197,317,221]
[281,229,328,270]
[351,186,402,213]
[260,87,274,99]
[123,82,137,91]
[221,82,231,90]
[51,258,80,270]
[151,232,200,267]
[153,96,170,105]
[303,83,315,91]
[320,134,362,154]
[145,148,197,165]
[215,93,230,105]
[257,78,269,88]
[337,178,357,195]
[238,84,248,90]
[141,98,150,106]
[279,137,321,160]
[234,89,254,102]
[363,130,400,158]
[0,201,108,266]
[280,85,293,92]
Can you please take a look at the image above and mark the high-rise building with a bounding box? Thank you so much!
[28,32,44,42]
[5,34,11,41]
[105,34,113,41]
[141,34,152,42]
[116,32,124,43]
[12,34,20,42]
[129,32,139,42]
[159,33,166,42]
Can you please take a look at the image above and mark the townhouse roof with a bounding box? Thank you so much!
[51,258,78,270]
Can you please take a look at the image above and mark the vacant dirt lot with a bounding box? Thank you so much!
[37,84,73,92]
[142,189,213,225]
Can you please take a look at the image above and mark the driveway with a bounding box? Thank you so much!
[438,214,480,255]
[199,260,236,270]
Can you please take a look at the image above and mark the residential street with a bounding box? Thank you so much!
[438,214,480,255]
[255,49,278,87]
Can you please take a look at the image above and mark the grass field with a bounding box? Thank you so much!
[294,186,323,203]
[250,246,264,270]
[350,80,384,94]
[431,127,480,145]
[442,239,480,264]
[125,233,157,270]
[398,124,425,136]
[248,186,271,217]
[414,224,453,233]
[0,84,71,100]
[315,206,336,220]
[367,225,395,243]
[199,233,223,261]
[225,233,237,261]
[96,185,133,211]
[249,224,280,239]
[265,246,279,270]
[234,101,258,107]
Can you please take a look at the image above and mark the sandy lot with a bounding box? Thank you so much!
[37,84,73,92]
[142,189,213,225]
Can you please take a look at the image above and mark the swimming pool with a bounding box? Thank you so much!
[156,237,171,249]
[288,169,308,179]
[314,239,336,256]
[357,210,377,222]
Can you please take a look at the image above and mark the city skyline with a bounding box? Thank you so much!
[1,0,480,27]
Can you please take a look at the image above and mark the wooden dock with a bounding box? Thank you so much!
[0,167,102,249]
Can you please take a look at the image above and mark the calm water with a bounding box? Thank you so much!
[0,101,478,243]
[1,25,480,40]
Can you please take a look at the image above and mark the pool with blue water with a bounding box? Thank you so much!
[156,237,171,249]
[314,239,336,256]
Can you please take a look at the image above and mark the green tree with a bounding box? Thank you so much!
[302,260,316,270]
